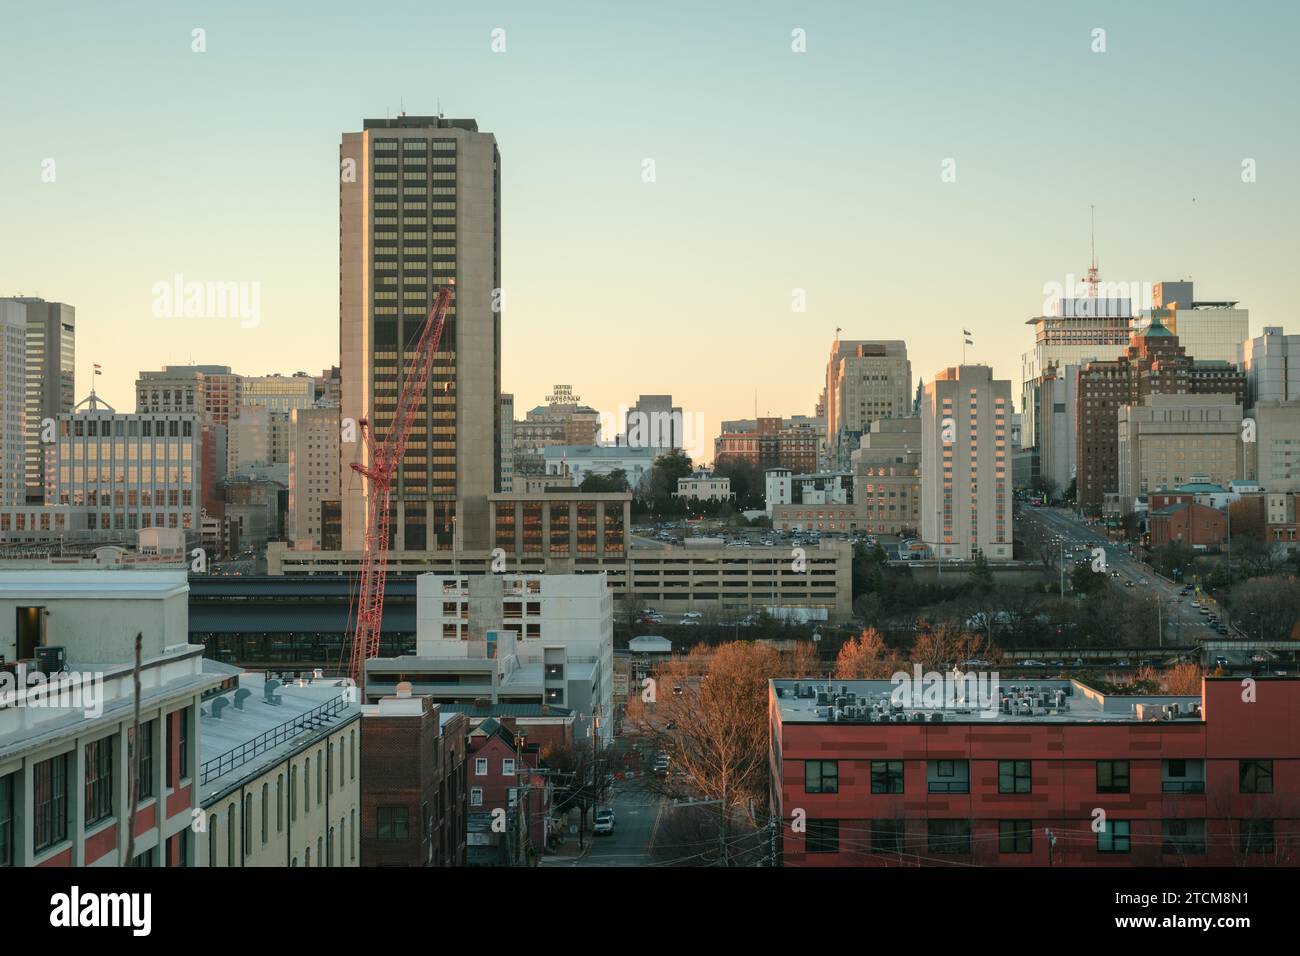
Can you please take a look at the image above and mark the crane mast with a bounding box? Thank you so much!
[347,282,454,687]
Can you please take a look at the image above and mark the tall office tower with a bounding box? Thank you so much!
[7,297,75,502]
[919,366,1013,561]
[242,373,316,412]
[1117,395,1248,513]
[340,116,501,552]
[0,301,26,506]
[623,394,682,450]
[824,340,911,468]
[498,393,514,492]
[137,365,244,425]
[1019,295,1132,453]
[1132,281,1249,365]
[288,406,341,549]
[1240,327,1300,406]
[1075,318,1197,513]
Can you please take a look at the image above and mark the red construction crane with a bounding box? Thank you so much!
[346,282,454,686]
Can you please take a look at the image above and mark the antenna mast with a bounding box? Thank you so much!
[1085,205,1100,298]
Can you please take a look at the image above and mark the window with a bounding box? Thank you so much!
[928,820,971,855]
[135,720,155,800]
[177,707,190,780]
[316,749,323,801]
[243,795,253,855]
[377,806,409,840]
[85,738,114,826]
[290,766,298,822]
[1096,760,1130,794]
[1239,760,1273,794]
[0,775,13,867]
[1162,819,1206,855]
[1097,820,1131,853]
[871,760,904,794]
[475,758,488,776]
[998,760,1031,794]
[261,784,269,844]
[208,818,217,866]
[1240,820,1274,854]
[871,819,904,854]
[277,774,284,832]
[470,787,483,807]
[228,805,236,865]
[999,820,1032,854]
[502,758,516,776]
[350,731,356,781]
[304,757,311,812]
[804,761,839,794]
[805,819,839,854]
[351,810,357,862]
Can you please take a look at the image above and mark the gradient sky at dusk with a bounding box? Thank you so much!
[2,0,1297,458]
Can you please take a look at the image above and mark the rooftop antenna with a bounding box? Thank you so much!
[1085,205,1099,298]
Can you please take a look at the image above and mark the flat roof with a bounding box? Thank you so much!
[771,678,1201,725]
[198,671,359,803]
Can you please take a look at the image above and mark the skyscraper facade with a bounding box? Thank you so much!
[824,340,911,467]
[920,365,1013,561]
[340,116,501,552]
[11,297,75,502]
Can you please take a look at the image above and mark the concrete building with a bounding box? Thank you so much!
[4,298,75,502]
[0,569,224,866]
[512,386,602,481]
[1117,395,1248,514]
[227,403,272,475]
[675,471,731,501]
[340,116,501,554]
[196,671,361,868]
[1020,297,1132,453]
[0,301,26,507]
[920,366,1013,561]
[622,394,683,451]
[1034,363,1078,496]
[498,393,514,492]
[241,374,315,413]
[137,365,243,425]
[850,417,922,536]
[1241,327,1300,406]
[770,677,1300,866]
[288,406,340,550]
[360,689,467,867]
[824,340,911,467]
[1250,400,1300,493]
[314,367,341,408]
[51,408,202,534]
[1132,281,1249,365]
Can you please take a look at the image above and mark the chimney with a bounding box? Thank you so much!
[395,681,412,699]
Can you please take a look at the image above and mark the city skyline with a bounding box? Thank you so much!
[3,2,1298,441]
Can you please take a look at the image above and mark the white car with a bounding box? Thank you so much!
[682,611,703,619]
[594,809,615,835]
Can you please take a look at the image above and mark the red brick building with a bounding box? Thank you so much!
[467,717,551,864]
[360,690,467,867]
[1149,501,1227,550]
[716,418,817,474]
[770,677,1300,866]
[1076,320,1193,513]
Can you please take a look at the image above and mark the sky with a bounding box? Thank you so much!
[2,0,1297,458]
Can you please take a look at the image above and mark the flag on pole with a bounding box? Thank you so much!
[964,338,973,346]
[962,329,973,336]
[93,364,102,375]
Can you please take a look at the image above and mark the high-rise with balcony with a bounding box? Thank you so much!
[919,365,1013,560]
[340,116,501,552]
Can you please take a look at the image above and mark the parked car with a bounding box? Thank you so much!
[594,809,615,835]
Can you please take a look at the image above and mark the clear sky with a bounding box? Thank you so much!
[2,0,1296,457]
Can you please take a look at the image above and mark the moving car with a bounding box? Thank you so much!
[594,809,615,835]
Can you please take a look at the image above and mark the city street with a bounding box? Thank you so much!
[543,782,665,868]
[1020,506,1214,643]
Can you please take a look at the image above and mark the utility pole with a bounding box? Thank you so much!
[124,632,142,866]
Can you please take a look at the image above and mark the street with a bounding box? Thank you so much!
[543,782,666,867]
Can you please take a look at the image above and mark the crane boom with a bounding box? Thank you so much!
[347,282,454,686]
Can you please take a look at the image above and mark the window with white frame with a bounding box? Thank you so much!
[470,788,483,807]
[502,758,516,776]
[475,758,487,776]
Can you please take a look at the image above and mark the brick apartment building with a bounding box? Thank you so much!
[360,688,468,866]
[716,417,818,474]
[770,677,1300,866]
